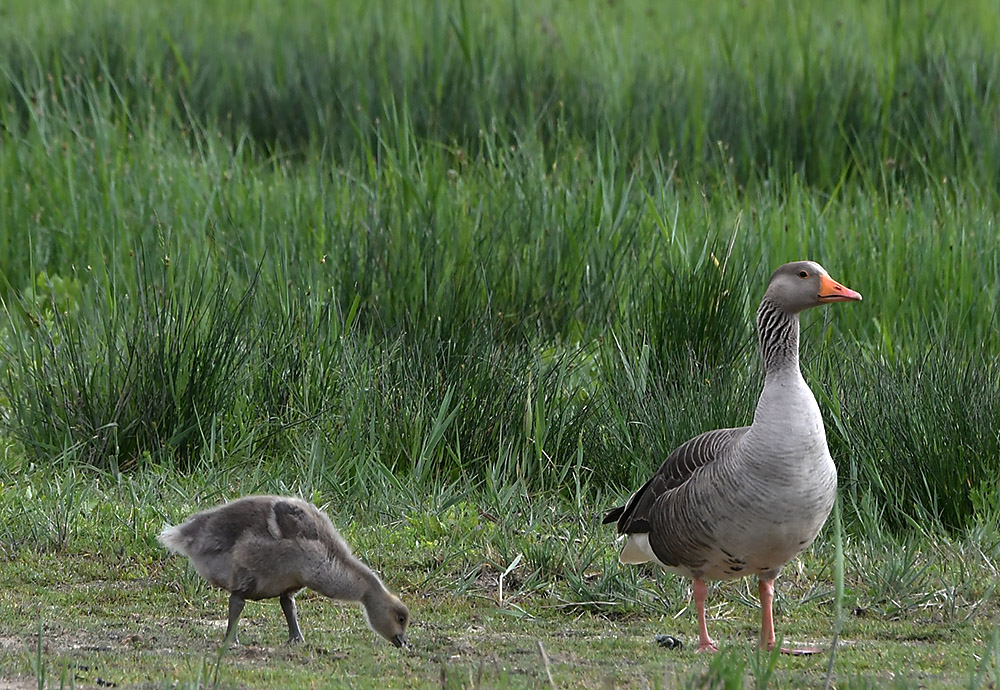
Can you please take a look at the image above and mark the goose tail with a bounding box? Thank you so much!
[618,534,654,564]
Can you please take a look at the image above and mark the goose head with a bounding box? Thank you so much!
[363,591,411,648]
[764,261,862,313]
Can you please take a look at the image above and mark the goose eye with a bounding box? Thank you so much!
[398,614,406,624]
[797,270,808,278]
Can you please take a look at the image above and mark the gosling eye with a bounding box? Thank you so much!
[397,614,406,625]
[797,270,809,278]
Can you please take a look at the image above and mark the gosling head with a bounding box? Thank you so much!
[362,590,411,648]
[765,260,862,313]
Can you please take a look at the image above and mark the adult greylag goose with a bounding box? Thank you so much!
[159,495,410,648]
[603,261,861,654]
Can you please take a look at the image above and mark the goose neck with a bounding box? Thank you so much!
[756,297,800,377]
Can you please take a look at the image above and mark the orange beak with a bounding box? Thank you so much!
[818,274,862,303]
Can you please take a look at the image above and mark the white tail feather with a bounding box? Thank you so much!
[619,534,655,564]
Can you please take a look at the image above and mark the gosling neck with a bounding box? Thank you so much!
[310,558,381,603]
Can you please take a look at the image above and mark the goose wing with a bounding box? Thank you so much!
[602,426,748,534]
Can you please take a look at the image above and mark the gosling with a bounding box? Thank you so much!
[159,495,410,648]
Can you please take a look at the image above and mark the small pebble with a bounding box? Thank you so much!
[655,634,683,650]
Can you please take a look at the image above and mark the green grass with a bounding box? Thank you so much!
[1,0,1000,686]
[1,467,999,688]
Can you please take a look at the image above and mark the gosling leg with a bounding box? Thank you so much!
[280,594,305,643]
[225,594,246,645]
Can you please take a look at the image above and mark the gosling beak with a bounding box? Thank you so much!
[392,633,410,648]
[817,273,862,303]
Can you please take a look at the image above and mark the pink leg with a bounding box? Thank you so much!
[758,578,824,655]
[693,578,718,653]
[758,578,777,651]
